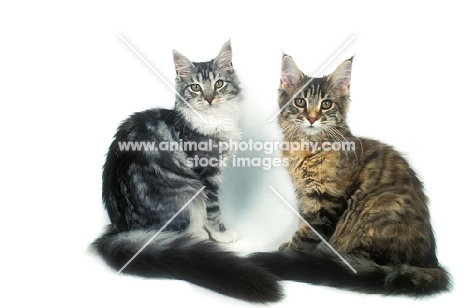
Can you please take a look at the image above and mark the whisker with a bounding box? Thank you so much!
[333,124,364,165]
[322,125,345,166]
[322,123,361,168]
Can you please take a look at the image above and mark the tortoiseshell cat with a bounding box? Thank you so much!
[250,56,450,295]
[92,42,282,302]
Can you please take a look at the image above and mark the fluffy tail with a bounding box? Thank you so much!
[91,227,283,303]
[248,249,450,296]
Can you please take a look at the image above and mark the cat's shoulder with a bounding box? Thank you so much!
[356,136,410,164]
[120,108,175,127]
[115,108,176,139]
[124,108,174,124]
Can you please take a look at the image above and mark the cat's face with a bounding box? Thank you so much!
[278,56,352,140]
[173,41,241,117]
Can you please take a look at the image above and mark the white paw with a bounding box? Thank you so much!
[191,230,210,240]
[210,228,237,243]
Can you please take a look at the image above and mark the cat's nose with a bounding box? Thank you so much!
[205,97,214,104]
[307,117,317,125]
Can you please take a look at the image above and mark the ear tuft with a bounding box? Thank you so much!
[173,50,192,78]
[214,40,233,71]
[281,56,303,91]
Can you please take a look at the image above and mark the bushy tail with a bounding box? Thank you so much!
[91,227,283,303]
[249,249,450,296]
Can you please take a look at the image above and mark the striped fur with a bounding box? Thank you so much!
[92,42,283,302]
[250,56,450,295]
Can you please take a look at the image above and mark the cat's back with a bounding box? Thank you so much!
[356,136,422,187]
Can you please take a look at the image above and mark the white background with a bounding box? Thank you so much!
[1,1,466,307]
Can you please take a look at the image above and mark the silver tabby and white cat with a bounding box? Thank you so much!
[92,41,282,302]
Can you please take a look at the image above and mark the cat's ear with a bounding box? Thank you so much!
[329,57,353,95]
[281,56,303,91]
[173,50,192,79]
[214,40,233,71]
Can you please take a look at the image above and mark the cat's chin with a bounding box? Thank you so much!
[302,125,322,136]
[199,104,222,113]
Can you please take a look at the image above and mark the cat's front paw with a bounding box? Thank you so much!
[210,228,237,243]
[192,230,210,240]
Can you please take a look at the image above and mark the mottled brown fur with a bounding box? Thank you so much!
[282,137,433,265]
[252,56,450,295]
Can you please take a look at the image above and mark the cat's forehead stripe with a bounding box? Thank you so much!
[300,82,324,110]
[301,80,324,98]
[193,61,214,79]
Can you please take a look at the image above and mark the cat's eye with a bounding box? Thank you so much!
[294,98,306,108]
[215,80,224,89]
[190,84,201,92]
[321,99,333,110]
